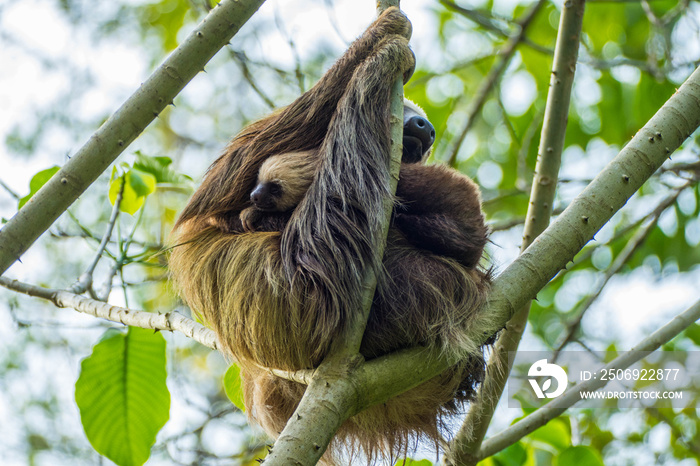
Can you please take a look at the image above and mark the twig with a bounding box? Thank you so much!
[274,8,306,94]
[0,179,20,200]
[445,0,546,166]
[70,178,124,296]
[440,0,552,55]
[489,207,564,232]
[0,276,219,350]
[229,49,277,109]
[477,298,700,459]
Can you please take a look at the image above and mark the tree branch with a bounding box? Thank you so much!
[0,276,219,350]
[477,298,700,459]
[445,2,586,462]
[0,0,266,277]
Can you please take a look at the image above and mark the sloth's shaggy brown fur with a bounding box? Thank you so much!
[169,7,493,462]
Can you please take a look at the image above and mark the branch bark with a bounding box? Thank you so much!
[0,276,219,350]
[0,0,265,277]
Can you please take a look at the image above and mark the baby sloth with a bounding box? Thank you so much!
[240,150,317,232]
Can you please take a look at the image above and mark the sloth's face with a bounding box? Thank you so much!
[251,151,317,212]
[249,181,283,211]
[402,102,435,164]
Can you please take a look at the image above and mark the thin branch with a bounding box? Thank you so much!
[446,1,586,462]
[553,182,691,358]
[0,0,266,277]
[489,207,564,232]
[228,49,277,109]
[477,298,700,459]
[70,178,124,296]
[445,0,546,166]
[269,368,315,385]
[0,179,20,200]
[440,0,552,55]
[440,0,514,37]
[0,276,219,350]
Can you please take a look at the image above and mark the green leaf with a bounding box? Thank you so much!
[18,165,60,209]
[75,327,170,466]
[224,363,246,412]
[133,151,193,186]
[109,167,156,215]
[127,167,156,197]
[493,441,528,466]
[393,459,432,466]
[683,323,700,347]
[555,446,604,466]
[527,417,571,451]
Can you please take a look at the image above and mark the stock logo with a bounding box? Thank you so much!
[528,359,568,399]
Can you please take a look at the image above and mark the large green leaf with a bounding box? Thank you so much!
[75,327,170,466]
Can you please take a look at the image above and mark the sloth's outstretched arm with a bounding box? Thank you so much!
[394,164,488,268]
[176,7,412,226]
[281,35,415,335]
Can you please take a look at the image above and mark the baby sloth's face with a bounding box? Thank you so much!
[249,150,318,212]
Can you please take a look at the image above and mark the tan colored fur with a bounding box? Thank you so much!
[257,151,319,211]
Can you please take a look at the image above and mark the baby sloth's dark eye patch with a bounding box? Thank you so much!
[269,182,282,197]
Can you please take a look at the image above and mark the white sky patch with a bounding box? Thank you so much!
[501,69,537,116]
[583,269,700,348]
[477,160,503,189]
[2,1,70,56]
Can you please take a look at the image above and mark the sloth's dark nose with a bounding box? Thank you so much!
[404,115,435,150]
[250,184,269,206]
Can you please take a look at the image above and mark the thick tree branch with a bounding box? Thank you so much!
[477,298,700,459]
[0,0,265,277]
[0,276,219,350]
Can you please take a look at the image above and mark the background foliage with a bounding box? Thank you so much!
[0,0,699,464]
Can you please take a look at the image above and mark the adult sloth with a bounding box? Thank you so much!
[170,7,492,461]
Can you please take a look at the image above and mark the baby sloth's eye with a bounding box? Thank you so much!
[269,183,282,197]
